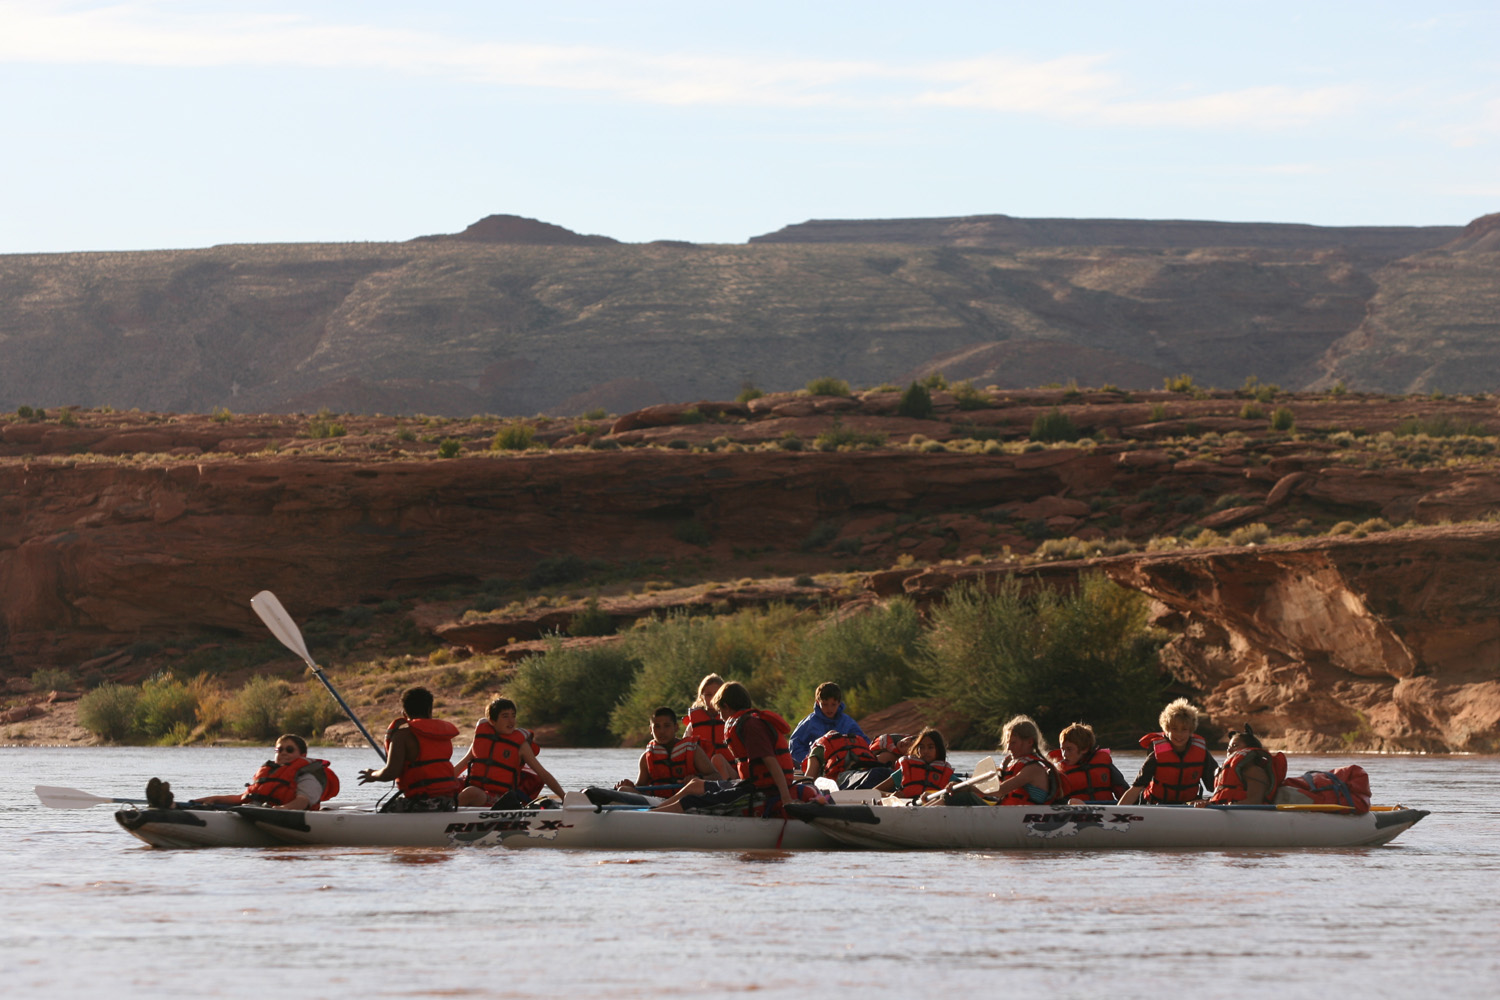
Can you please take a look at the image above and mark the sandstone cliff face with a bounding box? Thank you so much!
[1104,526,1500,753]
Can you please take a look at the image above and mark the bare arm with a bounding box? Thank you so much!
[692,746,718,779]
[359,731,408,784]
[988,763,1046,803]
[519,743,565,799]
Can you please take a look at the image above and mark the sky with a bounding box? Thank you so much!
[0,0,1497,253]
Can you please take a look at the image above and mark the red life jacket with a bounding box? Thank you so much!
[894,756,955,798]
[1281,765,1372,813]
[682,706,731,764]
[463,718,530,795]
[244,756,339,809]
[1138,732,1211,803]
[387,716,461,798]
[1209,747,1287,804]
[1048,746,1121,803]
[812,731,878,778]
[644,739,702,784]
[996,751,1059,805]
[724,709,795,794]
[869,733,910,760]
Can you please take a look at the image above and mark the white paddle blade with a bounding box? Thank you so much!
[250,590,315,667]
[34,785,143,809]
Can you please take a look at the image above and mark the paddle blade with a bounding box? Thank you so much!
[251,590,315,667]
[34,785,143,809]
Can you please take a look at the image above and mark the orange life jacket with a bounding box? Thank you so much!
[812,731,878,778]
[1138,732,1211,803]
[244,756,339,809]
[869,733,910,760]
[996,751,1059,805]
[645,738,702,784]
[387,716,461,798]
[1047,746,1121,803]
[894,756,955,798]
[724,709,795,794]
[682,706,731,764]
[1209,747,1287,804]
[463,718,530,795]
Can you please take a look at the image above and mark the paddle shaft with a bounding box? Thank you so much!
[919,755,996,804]
[251,591,385,761]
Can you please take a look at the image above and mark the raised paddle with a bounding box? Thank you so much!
[35,785,150,809]
[250,590,385,761]
[918,754,997,805]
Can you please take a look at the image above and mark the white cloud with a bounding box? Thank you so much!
[0,1,1362,128]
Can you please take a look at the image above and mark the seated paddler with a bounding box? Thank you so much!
[873,727,953,799]
[358,686,464,812]
[454,697,565,808]
[802,728,889,790]
[617,706,721,797]
[1118,698,1218,806]
[146,733,339,811]
[652,681,818,818]
[1048,722,1128,804]
[1199,724,1285,806]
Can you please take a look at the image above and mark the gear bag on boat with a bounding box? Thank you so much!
[1277,764,1372,812]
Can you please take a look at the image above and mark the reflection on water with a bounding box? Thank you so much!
[2,747,1497,998]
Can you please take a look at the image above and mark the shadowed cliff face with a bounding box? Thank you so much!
[1104,527,1500,753]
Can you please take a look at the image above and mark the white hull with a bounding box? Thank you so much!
[786,801,1429,850]
[115,806,283,848]
[117,802,840,850]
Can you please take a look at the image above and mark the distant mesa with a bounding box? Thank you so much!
[413,213,619,247]
[750,214,1462,260]
[1442,212,1500,252]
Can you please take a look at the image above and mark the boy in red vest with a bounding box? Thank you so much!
[618,706,721,795]
[358,687,463,812]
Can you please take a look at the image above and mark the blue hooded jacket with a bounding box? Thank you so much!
[789,702,867,764]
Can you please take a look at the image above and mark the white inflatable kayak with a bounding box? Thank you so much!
[783,800,1429,850]
[114,795,841,850]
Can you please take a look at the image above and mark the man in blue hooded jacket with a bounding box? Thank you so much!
[789,682,867,765]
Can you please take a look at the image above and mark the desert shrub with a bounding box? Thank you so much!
[281,688,343,738]
[431,438,458,458]
[1030,407,1078,443]
[769,599,923,720]
[77,683,140,742]
[736,384,764,404]
[920,440,947,453]
[1394,415,1486,438]
[16,405,34,420]
[29,667,73,692]
[57,408,78,427]
[1227,523,1272,545]
[509,640,641,745]
[815,420,886,450]
[306,410,347,438]
[1239,402,1264,420]
[231,675,291,740]
[1034,537,1091,562]
[1149,403,1168,421]
[492,424,535,450]
[924,574,1164,746]
[582,408,608,421]
[951,381,989,410]
[1331,381,1348,396]
[805,377,851,398]
[778,433,804,451]
[1350,517,1394,538]
[211,407,233,423]
[1270,407,1296,432]
[135,673,201,742]
[1164,374,1197,393]
[898,381,934,419]
[567,597,617,637]
[395,424,415,442]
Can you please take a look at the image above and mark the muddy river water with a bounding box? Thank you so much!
[2,747,1495,999]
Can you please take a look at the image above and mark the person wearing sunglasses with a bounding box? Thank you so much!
[145,733,339,810]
